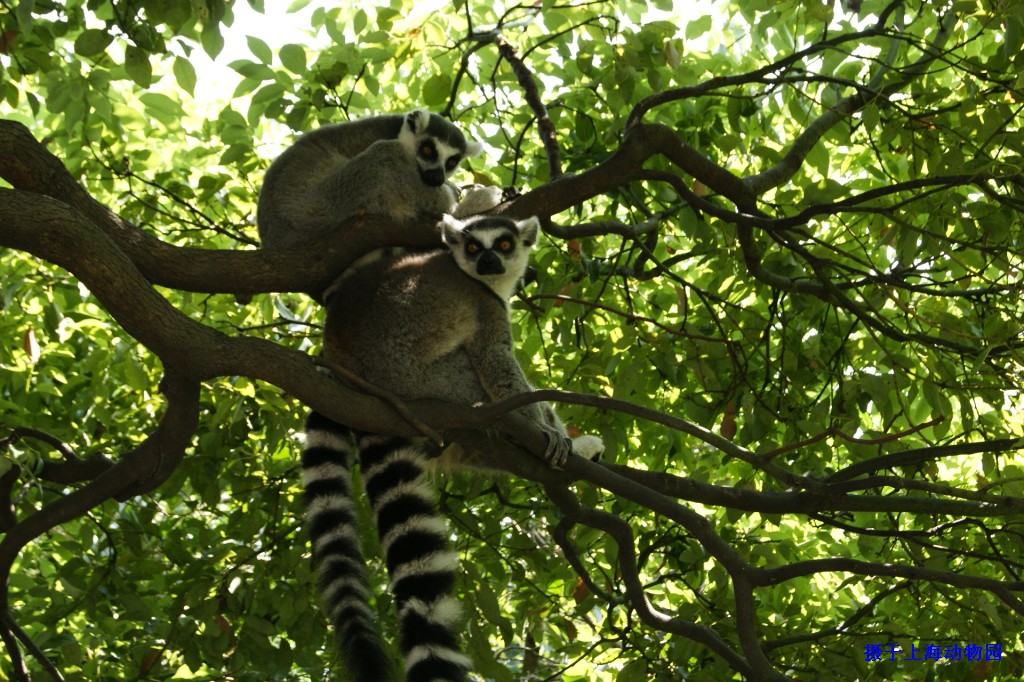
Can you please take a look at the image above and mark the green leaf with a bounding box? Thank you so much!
[73,29,112,57]
[228,59,275,81]
[146,0,193,31]
[805,141,829,178]
[685,15,712,39]
[247,35,273,64]
[617,659,649,681]
[15,0,34,32]
[124,45,152,87]
[279,43,306,74]
[122,356,150,391]
[201,23,224,59]
[421,73,451,107]
[140,92,184,126]
[352,9,367,34]
[172,56,197,96]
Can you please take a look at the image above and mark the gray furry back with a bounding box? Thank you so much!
[257,111,481,250]
[257,114,406,248]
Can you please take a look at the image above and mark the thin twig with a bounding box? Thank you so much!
[494,34,562,178]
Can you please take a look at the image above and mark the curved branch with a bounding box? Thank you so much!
[317,357,446,446]
[746,8,958,194]
[764,582,912,651]
[3,593,65,681]
[542,215,662,240]
[0,372,199,677]
[9,184,1011,524]
[0,188,230,373]
[0,120,443,299]
[505,122,755,221]
[0,610,29,681]
[493,34,562,178]
[6,184,1011,526]
[2,428,115,485]
[602,462,1024,518]
[756,558,1024,614]
[543,484,774,680]
[735,224,829,296]
[549,515,623,606]
[0,180,612,471]
[467,388,806,486]
[827,439,1024,483]
[626,0,905,128]
[3,428,78,463]
[0,468,17,532]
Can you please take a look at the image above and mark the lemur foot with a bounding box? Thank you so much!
[543,432,575,468]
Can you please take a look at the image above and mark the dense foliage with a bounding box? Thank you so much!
[1,0,1023,680]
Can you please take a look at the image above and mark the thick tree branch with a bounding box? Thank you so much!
[506,122,756,221]
[0,373,199,563]
[1,12,1020,671]
[0,178,645,492]
[3,186,1016,530]
[0,120,442,299]
[470,388,806,486]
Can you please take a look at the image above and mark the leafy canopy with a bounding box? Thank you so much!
[1,0,1023,681]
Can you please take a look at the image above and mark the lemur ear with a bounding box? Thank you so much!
[464,140,484,158]
[516,216,540,247]
[440,214,465,246]
[404,109,431,134]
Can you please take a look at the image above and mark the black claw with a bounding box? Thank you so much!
[544,433,573,468]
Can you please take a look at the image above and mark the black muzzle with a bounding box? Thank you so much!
[420,167,446,187]
[476,251,505,275]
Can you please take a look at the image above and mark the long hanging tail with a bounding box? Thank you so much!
[301,411,395,682]
[358,434,472,682]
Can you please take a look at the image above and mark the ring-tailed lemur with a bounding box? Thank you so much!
[302,214,604,682]
[257,110,484,250]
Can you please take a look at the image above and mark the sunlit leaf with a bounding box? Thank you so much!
[172,56,197,96]
[73,29,112,57]
[124,45,153,87]
[279,43,307,73]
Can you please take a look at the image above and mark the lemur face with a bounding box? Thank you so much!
[441,215,539,295]
[398,109,483,188]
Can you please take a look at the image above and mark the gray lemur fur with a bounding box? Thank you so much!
[257,109,485,250]
[322,214,604,467]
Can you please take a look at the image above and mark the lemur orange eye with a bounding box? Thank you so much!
[445,157,459,171]
[498,240,513,251]
[420,143,437,160]
[466,243,480,254]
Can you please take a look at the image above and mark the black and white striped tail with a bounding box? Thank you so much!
[359,434,472,682]
[302,412,471,682]
[302,411,395,682]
